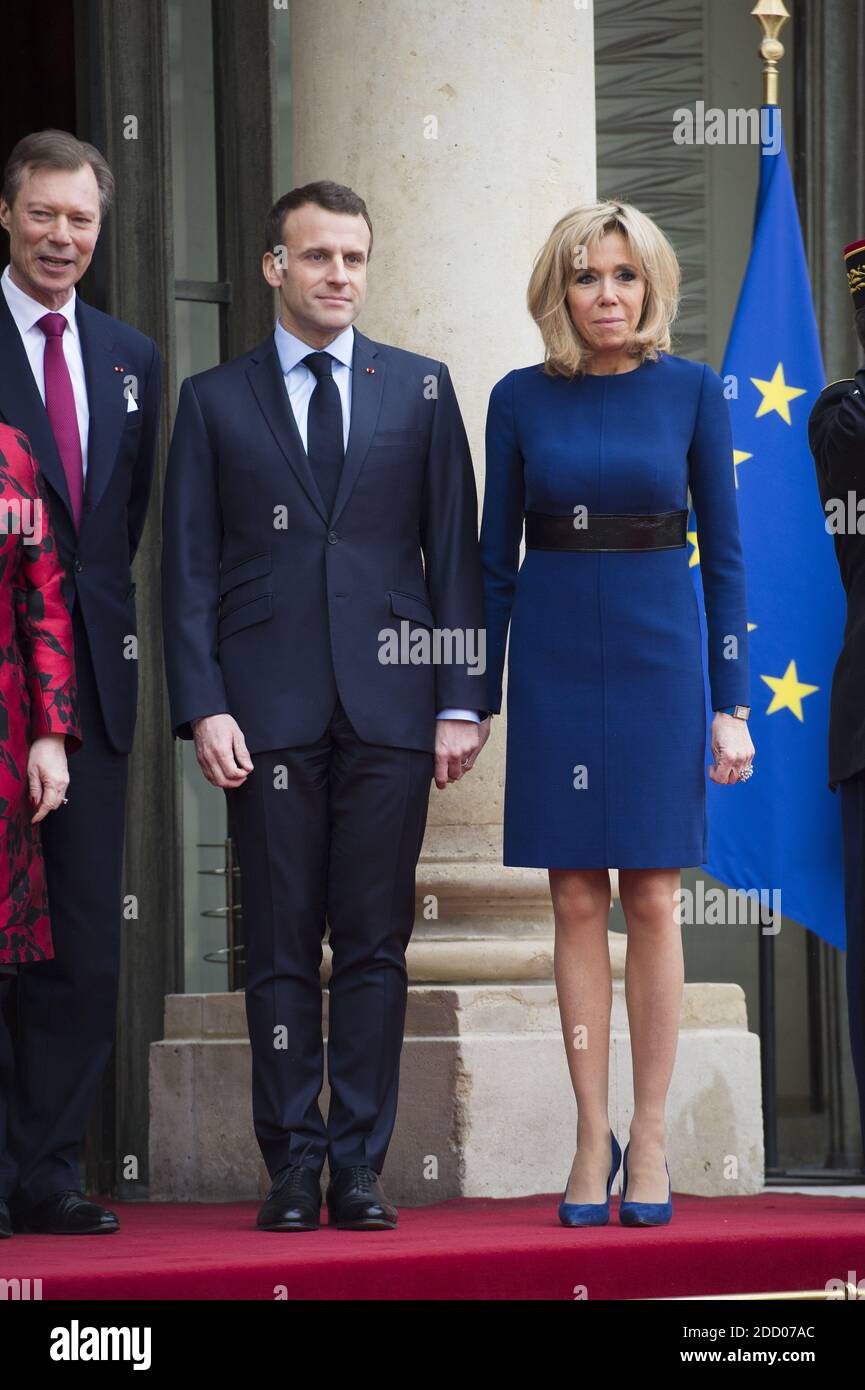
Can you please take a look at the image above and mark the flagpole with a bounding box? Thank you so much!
[751,0,790,107]
[750,0,790,1180]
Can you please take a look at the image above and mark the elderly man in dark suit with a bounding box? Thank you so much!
[162,181,488,1231]
[0,130,160,1236]
[809,236,865,1163]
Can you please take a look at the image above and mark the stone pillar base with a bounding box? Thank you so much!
[149,978,763,1202]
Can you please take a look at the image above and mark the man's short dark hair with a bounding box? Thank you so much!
[265,180,373,257]
[1,129,114,220]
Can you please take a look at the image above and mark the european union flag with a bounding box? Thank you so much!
[689,108,847,948]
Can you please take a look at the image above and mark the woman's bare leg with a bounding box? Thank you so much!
[550,868,615,1203]
[617,867,683,1203]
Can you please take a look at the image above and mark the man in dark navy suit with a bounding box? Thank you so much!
[809,237,865,1168]
[0,131,160,1236]
[162,181,488,1230]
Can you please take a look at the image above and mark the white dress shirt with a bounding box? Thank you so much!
[273,319,479,724]
[1,265,90,478]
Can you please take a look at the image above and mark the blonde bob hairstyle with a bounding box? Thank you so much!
[527,200,681,378]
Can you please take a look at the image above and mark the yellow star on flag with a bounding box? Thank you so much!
[687,529,699,568]
[761,660,818,721]
[733,448,752,488]
[751,363,808,425]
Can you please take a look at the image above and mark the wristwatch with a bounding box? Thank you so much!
[718,704,751,720]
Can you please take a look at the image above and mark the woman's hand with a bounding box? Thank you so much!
[27,733,70,823]
[709,713,755,785]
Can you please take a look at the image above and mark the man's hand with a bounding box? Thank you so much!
[191,713,254,788]
[462,715,491,772]
[434,718,483,790]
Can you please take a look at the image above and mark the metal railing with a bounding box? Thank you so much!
[198,838,244,991]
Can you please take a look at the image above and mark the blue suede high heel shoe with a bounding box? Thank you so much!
[619,1141,673,1226]
[558,1129,622,1227]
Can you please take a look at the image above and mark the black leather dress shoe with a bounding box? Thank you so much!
[0,1199,11,1238]
[326,1165,397,1230]
[18,1191,119,1235]
[257,1163,322,1232]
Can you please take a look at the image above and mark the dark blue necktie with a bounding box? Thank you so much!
[303,351,344,517]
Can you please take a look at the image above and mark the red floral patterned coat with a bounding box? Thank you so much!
[0,423,81,964]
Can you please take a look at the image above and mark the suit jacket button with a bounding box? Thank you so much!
[74,560,83,572]
[327,530,339,544]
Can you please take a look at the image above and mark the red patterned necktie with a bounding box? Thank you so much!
[37,312,84,530]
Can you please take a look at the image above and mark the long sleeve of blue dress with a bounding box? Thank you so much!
[479,371,524,715]
[688,364,751,710]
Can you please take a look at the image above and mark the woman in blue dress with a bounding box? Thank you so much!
[474,201,755,1226]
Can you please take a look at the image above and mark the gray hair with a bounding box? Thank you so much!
[2,129,114,220]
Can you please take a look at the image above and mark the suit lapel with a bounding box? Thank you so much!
[330,329,384,529]
[0,292,130,528]
[76,300,130,515]
[247,328,385,527]
[0,289,73,517]
[246,335,329,523]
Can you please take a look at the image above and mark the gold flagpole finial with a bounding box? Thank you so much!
[751,0,790,106]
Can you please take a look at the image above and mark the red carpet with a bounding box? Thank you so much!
[2,1190,864,1300]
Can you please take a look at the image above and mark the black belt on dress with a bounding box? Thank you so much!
[524,509,689,552]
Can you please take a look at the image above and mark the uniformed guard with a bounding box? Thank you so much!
[809,237,865,1160]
